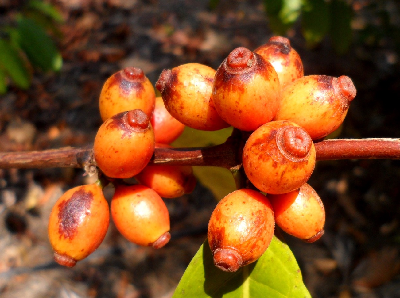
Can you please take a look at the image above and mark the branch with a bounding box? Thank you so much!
[0,138,400,170]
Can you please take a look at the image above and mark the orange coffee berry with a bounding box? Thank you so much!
[242,120,316,194]
[135,145,196,199]
[208,189,275,272]
[94,109,155,178]
[268,183,325,242]
[212,47,281,131]
[254,36,304,89]
[151,96,185,144]
[275,75,356,140]
[99,67,156,121]
[156,63,229,131]
[48,182,110,267]
[111,184,170,248]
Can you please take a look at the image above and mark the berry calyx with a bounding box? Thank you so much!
[277,126,313,160]
[225,47,255,73]
[213,248,242,273]
[335,75,357,102]
[123,67,144,80]
[126,109,149,129]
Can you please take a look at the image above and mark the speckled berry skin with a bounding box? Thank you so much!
[99,67,156,121]
[212,47,281,131]
[151,97,185,144]
[48,183,110,267]
[254,36,304,89]
[275,75,356,140]
[94,109,155,179]
[268,183,325,242]
[208,189,275,272]
[111,184,170,248]
[156,63,229,131]
[242,120,316,195]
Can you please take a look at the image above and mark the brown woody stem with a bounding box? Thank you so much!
[0,138,399,170]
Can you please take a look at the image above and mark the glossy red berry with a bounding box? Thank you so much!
[208,189,275,272]
[94,109,155,178]
[48,182,110,267]
[212,47,281,131]
[111,184,170,248]
[268,183,325,242]
[275,75,356,140]
[242,120,316,194]
[254,36,304,89]
[99,67,156,121]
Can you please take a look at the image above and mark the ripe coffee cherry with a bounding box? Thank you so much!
[156,63,229,131]
[151,97,185,144]
[242,120,316,194]
[111,184,170,248]
[275,75,356,140]
[99,67,156,121]
[254,36,304,89]
[268,183,325,243]
[94,109,155,178]
[48,182,110,267]
[135,145,196,198]
[212,47,281,131]
[208,189,275,272]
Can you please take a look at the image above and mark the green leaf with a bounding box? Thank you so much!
[0,68,8,94]
[26,0,64,22]
[173,237,311,297]
[172,127,236,200]
[330,0,353,54]
[14,16,62,72]
[0,38,31,89]
[263,0,302,35]
[301,0,331,47]
[23,10,64,39]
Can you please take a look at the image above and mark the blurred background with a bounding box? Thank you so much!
[1,0,400,297]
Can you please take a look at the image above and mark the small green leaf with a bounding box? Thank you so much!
[26,0,64,22]
[263,0,302,35]
[0,69,8,94]
[0,38,31,89]
[302,0,331,47]
[23,10,64,39]
[330,0,353,54]
[15,16,63,72]
[173,237,311,297]
[172,127,236,200]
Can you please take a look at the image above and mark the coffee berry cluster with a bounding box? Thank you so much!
[48,36,356,271]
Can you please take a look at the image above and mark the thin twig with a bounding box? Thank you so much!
[0,138,400,170]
